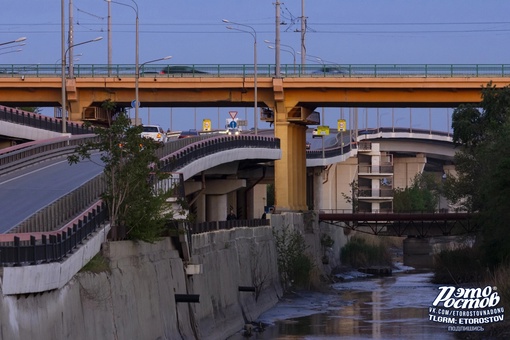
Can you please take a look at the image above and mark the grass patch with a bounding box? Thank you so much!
[80,253,110,274]
[340,236,393,268]
[489,264,510,311]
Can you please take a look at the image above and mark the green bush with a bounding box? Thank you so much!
[340,236,392,268]
[432,246,485,284]
[274,226,314,290]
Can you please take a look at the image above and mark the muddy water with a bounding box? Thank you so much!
[228,268,458,339]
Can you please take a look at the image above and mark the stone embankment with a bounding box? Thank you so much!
[0,212,350,339]
[0,225,283,339]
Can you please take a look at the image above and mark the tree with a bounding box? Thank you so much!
[273,226,314,290]
[341,180,359,213]
[68,100,173,242]
[446,83,510,266]
[17,107,41,114]
[393,173,440,213]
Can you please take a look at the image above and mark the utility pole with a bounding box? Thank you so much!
[275,1,281,78]
[300,0,306,66]
[69,0,74,77]
[107,0,112,72]
[61,0,66,131]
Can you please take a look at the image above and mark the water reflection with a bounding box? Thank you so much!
[229,271,457,339]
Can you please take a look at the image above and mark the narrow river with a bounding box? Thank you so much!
[229,266,458,339]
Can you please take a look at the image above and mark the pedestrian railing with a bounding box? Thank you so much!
[0,203,107,267]
[1,64,509,78]
[0,105,93,135]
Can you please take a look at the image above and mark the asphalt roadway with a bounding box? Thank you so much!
[0,153,103,233]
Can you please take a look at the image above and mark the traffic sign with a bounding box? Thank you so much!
[131,99,140,108]
[317,126,330,135]
[338,119,347,132]
[229,120,238,129]
[229,111,238,119]
[203,119,212,131]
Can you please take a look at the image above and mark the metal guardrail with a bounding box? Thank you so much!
[0,105,93,135]
[0,134,99,177]
[2,134,279,236]
[160,135,281,172]
[305,127,453,159]
[0,203,107,267]
[9,175,106,234]
[0,64,509,78]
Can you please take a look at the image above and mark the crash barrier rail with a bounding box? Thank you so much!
[8,175,106,234]
[0,64,509,78]
[160,135,280,172]
[0,202,107,267]
[3,135,276,235]
[0,105,93,135]
[0,134,98,176]
[305,127,452,159]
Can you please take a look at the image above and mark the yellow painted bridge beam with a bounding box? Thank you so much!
[1,75,509,211]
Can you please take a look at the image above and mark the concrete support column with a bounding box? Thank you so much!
[274,120,308,211]
[313,167,323,211]
[249,184,267,219]
[195,193,207,223]
[393,154,427,188]
[206,194,228,221]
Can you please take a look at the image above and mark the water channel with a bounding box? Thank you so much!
[228,265,459,339]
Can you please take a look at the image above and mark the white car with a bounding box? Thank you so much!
[226,128,241,135]
[141,124,167,143]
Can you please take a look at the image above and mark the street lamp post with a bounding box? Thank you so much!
[0,37,26,47]
[138,56,172,123]
[297,52,339,70]
[106,0,139,125]
[0,43,25,52]
[0,49,22,56]
[265,40,296,74]
[61,37,102,133]
[139,56,172,70]
[223,19,258,135]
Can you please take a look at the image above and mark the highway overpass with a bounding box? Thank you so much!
[2,63,499,211]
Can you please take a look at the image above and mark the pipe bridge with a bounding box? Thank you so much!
[319,212,479,238]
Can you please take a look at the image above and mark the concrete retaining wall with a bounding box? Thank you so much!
[0,224,283,340]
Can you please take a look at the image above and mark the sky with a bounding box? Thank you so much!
[1,0,509,132]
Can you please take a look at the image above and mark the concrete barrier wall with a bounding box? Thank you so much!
[1,225,110,295]
[189,226,283,340]
[0,224,283,340]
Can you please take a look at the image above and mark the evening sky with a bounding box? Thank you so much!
[1,0,509,131]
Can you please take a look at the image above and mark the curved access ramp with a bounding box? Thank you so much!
[306,127,455,167]
[159,135,281,180]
